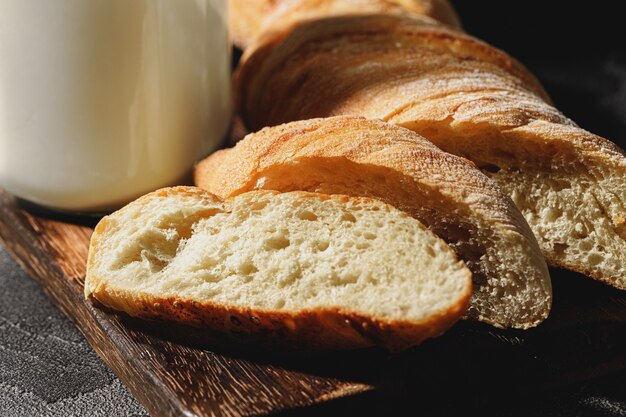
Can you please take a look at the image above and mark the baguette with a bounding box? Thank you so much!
[229,0,461,49]
[195,116,552,329]
[234,14,626,288]
[84,187,472,351]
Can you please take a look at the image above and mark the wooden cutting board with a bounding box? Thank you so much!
[1,187,626,416]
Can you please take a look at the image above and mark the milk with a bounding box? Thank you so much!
[0,0,230,211]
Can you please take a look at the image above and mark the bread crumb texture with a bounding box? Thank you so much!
[85,187,471,350]
[195,116,553,329]
[235,13,626,288]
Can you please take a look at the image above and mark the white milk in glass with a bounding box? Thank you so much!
[0,0,230,211]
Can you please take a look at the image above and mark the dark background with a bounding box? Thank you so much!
[453,0,626,149]
[1,1,625,416]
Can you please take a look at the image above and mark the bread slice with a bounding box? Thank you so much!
[85,187,471,351]
[234,14,626,289]
[194,116,552,329]
[229,0,461,49]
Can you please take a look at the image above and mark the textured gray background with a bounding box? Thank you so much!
[0,247,147,417]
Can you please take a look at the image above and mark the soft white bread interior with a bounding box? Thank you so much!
[402,117,626,289]
[85,187,472,351]
[235,14,626,288]
[194,116,552,329]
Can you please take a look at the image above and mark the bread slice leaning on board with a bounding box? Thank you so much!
[228,0,461,49]
[234,13,626,289]
[195,116,552,329]
[84,187,472,351]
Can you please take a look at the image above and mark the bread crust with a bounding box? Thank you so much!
[233,12,626,288]
[229,0,462,49]
[86,280,470,352]
[194,117,552,329]
[85,186,472,351]
[229,0,276,50]
[236,14,549,130]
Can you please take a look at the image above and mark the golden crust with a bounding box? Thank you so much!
[235,12,624,182]
[85,186,472,351]
[260,0,461,42]
[229,0,462,49]
[236,14,549,130]
[386,0,461,28]
[233,12,626,287]
[229,0,276,50]
[196,117,503,204]
[194,116,552,329]
[86,280,470,352]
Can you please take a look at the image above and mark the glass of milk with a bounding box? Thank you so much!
[0,0,230,212]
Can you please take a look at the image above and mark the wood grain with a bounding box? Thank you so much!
[1,187,626,416]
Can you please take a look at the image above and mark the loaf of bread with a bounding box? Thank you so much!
[84,187,472,351]
[234,13,626,289]
[195,116,552,329]
[228,0,461,49]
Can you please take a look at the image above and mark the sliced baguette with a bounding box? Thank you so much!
[235,14,626,289]
[85,187,471,351]
[194,116,552,329]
